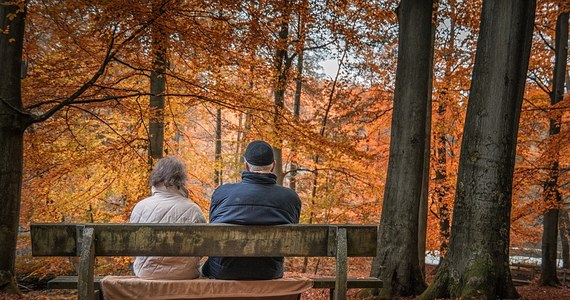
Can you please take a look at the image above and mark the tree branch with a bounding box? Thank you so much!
[28,0,173,125]
[68,104,146,162]
[535,25,555,52]
[30,33,117,124]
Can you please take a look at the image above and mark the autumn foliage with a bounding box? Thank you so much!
[3,0,568,291]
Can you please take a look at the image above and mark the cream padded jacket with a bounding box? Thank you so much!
[130,184,206,280]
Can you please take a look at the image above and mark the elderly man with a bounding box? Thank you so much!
[201,140,302,279]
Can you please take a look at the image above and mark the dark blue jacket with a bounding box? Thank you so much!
[201,172,301,279]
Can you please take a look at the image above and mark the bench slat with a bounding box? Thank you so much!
[32,224,377,257]
[47,276,383,290]
[312,277,383,289]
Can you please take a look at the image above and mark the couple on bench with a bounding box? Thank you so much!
[129,140,302,281]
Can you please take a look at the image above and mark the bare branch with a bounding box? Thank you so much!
[28,0,174,125]
[68,104,146,162]
[30,34,117,124]
[535,25,555,52]
[528,73,552,95]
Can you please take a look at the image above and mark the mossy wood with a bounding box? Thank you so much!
[31,223,377,257]
[31,223,380,300]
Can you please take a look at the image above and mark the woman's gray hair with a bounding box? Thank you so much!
[150,156,188,188]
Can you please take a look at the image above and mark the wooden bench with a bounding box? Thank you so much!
[31,223,382,300]
[509,263,570,287]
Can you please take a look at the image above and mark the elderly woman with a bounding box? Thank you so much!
[130,156,206,279]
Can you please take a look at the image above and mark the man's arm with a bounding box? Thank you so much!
[208,187,224,223]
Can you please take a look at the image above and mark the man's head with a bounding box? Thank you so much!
[150,156,188,189]
[243,140,275,173]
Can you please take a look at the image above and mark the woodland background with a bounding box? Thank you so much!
[0,0,569,298]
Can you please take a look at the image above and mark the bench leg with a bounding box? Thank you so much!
[334,228,347,300]
[78,227,95,300]
[95,289,103,300]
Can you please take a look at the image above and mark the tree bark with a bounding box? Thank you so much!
[418,8,436,275]
[540,11,568,286]
[0,0,28,294]
[436,105,450,257]
[149,1,167,165]
[272,1,292,186]
[371,0,433,297]
[434,0,456,257]
[214,108,223,185]
[420,1,535,298]
[560,209,570,269]
[289,10,305,192]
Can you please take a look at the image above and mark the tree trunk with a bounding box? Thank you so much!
[560,209,570,269]
[271,1,292,186]
[420,1,535,298]
[214,108,223,186]
[289,11,305,192]
[540,11,568,286]
[371,0,433,297]
[149,1,167,165]
[435,0,456,257]
[418,8,436,275]
[0,1,28,294]
[436,106,450,257]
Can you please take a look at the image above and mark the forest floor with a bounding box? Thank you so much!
[1,257,570,299]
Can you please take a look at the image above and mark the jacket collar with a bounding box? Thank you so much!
[241,171,277,184]
[151,184,186,197]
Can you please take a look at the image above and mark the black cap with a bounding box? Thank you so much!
[244,140,274,166]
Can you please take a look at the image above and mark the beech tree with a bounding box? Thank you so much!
[148,0,168,164]
[540,9,568,286]
[1,0,161,291]
[420,0,536,298]
[272,0,292,186]
[370,0,434,297]
[0,0,29,293]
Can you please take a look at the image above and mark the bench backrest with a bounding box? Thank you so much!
[31,223,378,300]
[31,223,377,257]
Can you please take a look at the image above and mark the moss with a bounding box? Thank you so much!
[0,271,22,296]
[451,258,495,300]
[421,257,520,300]
[418,263,450,300]
[377,285,393,300]
[355,288,374,298]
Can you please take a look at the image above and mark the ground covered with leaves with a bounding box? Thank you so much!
[2,257,570,299]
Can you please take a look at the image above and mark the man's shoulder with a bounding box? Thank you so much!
[272,185,301,197]
[211,182,242,200]
[214,182,242,193]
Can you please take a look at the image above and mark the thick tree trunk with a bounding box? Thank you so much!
[149,1,167,165]
[420,1,535,299]
[371,0,433,297]
[418,10,436,275]
[0,1,28,294]
[418,102,430,275]
[560,209,570,269]
[540,11,568,286]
